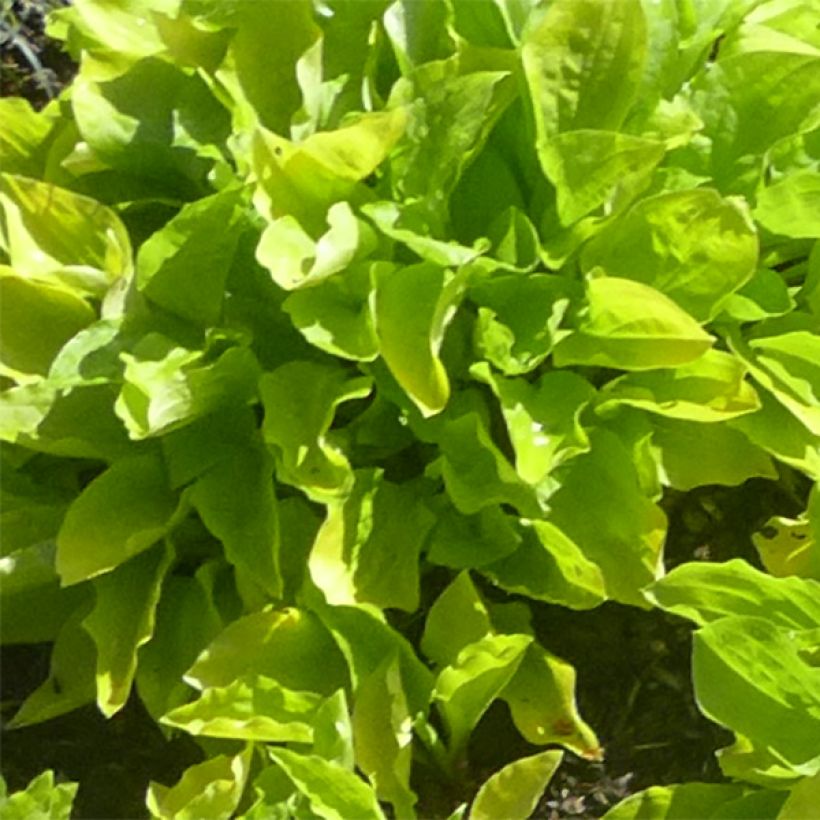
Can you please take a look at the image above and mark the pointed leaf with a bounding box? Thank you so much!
[190,444,282,598]
[543,130,664,225]
[482,519,606,610]
[0,173,132,294]
[548,429,666,606]
[553,277,713,372]
[136,189,245,327]
[0,771,77,820]
[473,364,594,484]
[353,654,417,817]
[83,543,173,716]
[268,748,386,820]
[421,572,492,668]
[693,615,820,771]
[433,633,532,761]
[310,470,434,611]
[471,750,563,820]
[260,361,371,500]
[147,746,252,820]
[501,644,601,759]
[582,190,758,322]
[522,0,646,140]
[0,272,95,379]
[597,350,761,422]
[755,170,820,238]
[372,262,466,416]
[186,607,348,697]
[56,453,179,585]
[646,559,820,630]
[161,675,323,743]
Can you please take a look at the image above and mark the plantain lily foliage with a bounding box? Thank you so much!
[1,0,819,817]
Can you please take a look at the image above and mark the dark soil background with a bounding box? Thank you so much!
[0,5,811,818]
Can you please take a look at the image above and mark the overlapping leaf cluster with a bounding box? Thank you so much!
[2,0,820,817]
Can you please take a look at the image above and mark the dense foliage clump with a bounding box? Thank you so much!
[2,0,820,817]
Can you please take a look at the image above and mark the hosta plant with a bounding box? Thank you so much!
[1,0,819,817]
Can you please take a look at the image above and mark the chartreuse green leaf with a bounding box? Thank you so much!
[0,378,132,462]
[646,558,820,629]
[0,270,95,380]
[83,543,172,716]
[372,262,467,416]
[363,200,489,268]
[470,750,563,820]
[161,674,323,742]
[522,0,646,140]
[0,98,57,178]
[383,0,454,74]
[694,615,820,773]
[47,0,173,61]
[779,770,820,819]
[420,570,598,759]
[250,109,406,235]
[548,429,666,607]
[693,50,820,191]
[185,607,348,697]
[315,603,434,716]
[651,418,777,491]
[730,388,820,481]
[190,443,282,599]
[0,771,78,820]
[256,201,376,291]
[426,503,521,569]
[136,569,223,720]
[421,572,492,668]
[481,519,606,610]
[472,364,594,484]
[9,606,96,728]
[433,633,532,762]
[0,173,132,296]
[309,470,435,611]
[730,328,820,436]
[136,189,246,327]
[388,63,515,205]
[313,688,354,770]
[260,361,371,500]
[160,406,258,489]
[243,764,298,820]
[147,745,252,820]
[282,262,380,361]
[717,732,807,790]
[753,497,820,581]
[470,273,576,375]
[582,190,758,322]
[56,452,179,585]
[485,207,540,272]
[210,0,319,134]
[501,644,601,759]
[541,130,665,225]
[719,266,796,322]
[116,334,261,440]
[597,350,760,422]
[755,170,820,239]
[268,747,385,820]
[70,51,229,197]
[603,782,755,819]
[353,653,417,817]
[553,277,713,372]
[436,411,542,517]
